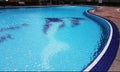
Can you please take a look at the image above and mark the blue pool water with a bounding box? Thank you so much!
[0,6,108,71]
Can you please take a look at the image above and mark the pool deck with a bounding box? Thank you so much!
[91,6,120,71]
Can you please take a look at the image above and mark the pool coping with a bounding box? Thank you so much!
[84,7,119,71]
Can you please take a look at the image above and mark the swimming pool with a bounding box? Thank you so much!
[0,6,118,71]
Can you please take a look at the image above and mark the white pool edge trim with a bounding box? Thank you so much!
[84,12,113,71]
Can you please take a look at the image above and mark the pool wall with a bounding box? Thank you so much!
[84,7,119,71]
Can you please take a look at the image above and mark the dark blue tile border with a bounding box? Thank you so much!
[90,18,119,71]
[84,7,119,71]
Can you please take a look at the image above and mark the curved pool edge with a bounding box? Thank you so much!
[83,7,119,71]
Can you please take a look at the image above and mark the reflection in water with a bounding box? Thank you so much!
[0,23,29,43]
[41,40,69,70]
[41,17,85,70]
[71,18,85,27]
[58,22,65,29]
[0,34,13,43]
[46,18,63,23]
[0,26,20,32]
[21,23,29,27]
[43,17,85,34]
[43,23,52,34]
[41,22,69,70]
[43,18,65,34]
[0,23,29,32]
